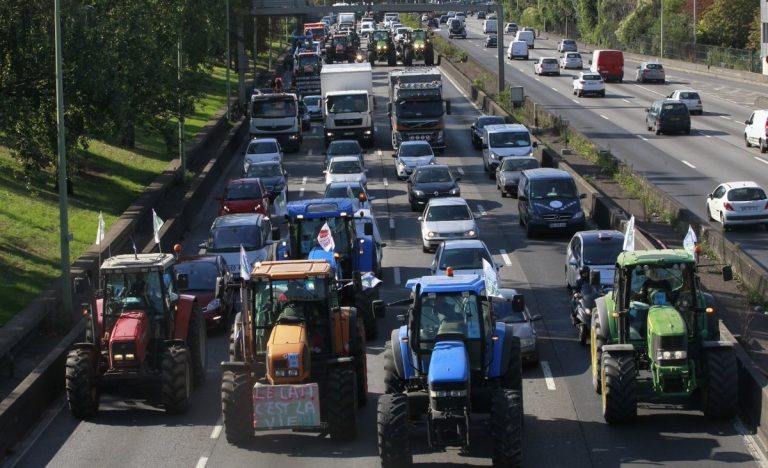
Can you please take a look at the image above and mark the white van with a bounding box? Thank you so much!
[744,109,768,152]
[482,123,537,174]
[514,30,535,49]
[338,12,355,26]
[507,41,529,60]
[483,19,498,34]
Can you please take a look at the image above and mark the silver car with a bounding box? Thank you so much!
[492,289,541,364]
[557,39,577,53]
[496,156,540,198]
[393,141,436,180]
[565,230,624,289]
[636,61,666,83]
[559,52,583,70]
[243,138,283,172]
[667,89,703,115]
[419,197,478,253]
[429,239,499,276]
[324,156,367,187]
[534,57,560,76]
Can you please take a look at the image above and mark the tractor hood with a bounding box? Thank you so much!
[427,340,469,386]
[109,311,150,367]
[647,305,687,336]
[267,321,310,384]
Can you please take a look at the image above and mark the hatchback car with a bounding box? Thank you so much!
[303,95,323,121]
[477,11,486,19]
[557,39,577,53]
[324,139,364,167]
[175,255,234,329]
[393,140,436,180]
[218,178,270,216]
[419,197,478,252]
[667,89,703,115]
[560,52,583,70]
[573,72,605,97]
[706,181,768,229]
[636,61,665,83]
[439,15,449,24]
[485,35,497,48]
[200,213,275,281]
[491,289,541,364]
[504,22,518,34]
[243,137,283,172]
[323,181,374,211]
[448,19,466,39]
[564,230,624,289]
[408,164,461,211]
[496,156,540,198]
[324,155,367,186]
[534,57,560,76]
[646,99,691,135]
[430,239,498,276]
[471,115,506,149]
[245,161,287,202]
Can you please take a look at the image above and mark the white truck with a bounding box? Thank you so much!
[249,91,302,152]
[320,63,375,147]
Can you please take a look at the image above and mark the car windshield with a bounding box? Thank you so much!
[329,160,362,174]
[400,144,433,157]
[426,204,471,221]
[489,131,531,148]
[418,292,481,350]
[415,168,452,183]
[210,225,263,251]
[493,301,526,323]
[225,183,263,200]
[251,98,296,118]
[584,239,624,265]
[328,142,360,155]
[501,158,539,171]
[530,179,578,199]
[325,184,364,199]
[247,141,278,154]
[583,74,602,81]
[303,97,321,107]
[679,92,699,100]
[440,247,491,270]
[246,163,281,178]
[396,100,444,118]
[327,94,368,113]
[728,187,767,201]
[175,262,218,291]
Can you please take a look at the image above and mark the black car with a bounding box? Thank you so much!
[427,17,439,28]
[448,19,466,39]
[407,164,461,211]
[485,35,497,48]
[439,15,449,24]
[646,99,691,135]
[477,11,486,19]
[244,161,288,202]
[470,115,505,149]
[175,255,235,330]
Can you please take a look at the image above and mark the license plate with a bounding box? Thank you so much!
[343,131,355,136]
[742,206,758,212]
[549,222,566,228]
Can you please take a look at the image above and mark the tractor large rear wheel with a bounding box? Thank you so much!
[702,347,738,419]
[591,316,605,394]
[425,46,435,66]
[221,369,254,444]
[188,303,207,387]
[161,344,192,414]
[387,50,396,66]
[490,389,523,468]
[404,48,413,66]
[65,347,100,419]
[377,393,412,467]
[353,318,368,407]
[383,341,406,393]
[326,367,358,441]
[600,350,637,424]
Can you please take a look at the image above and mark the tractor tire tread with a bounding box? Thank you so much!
[326,367,358,441]
[490,389,523,468]
[702,348,738,419]
[601,351,637,423]
[161,344,192,414]
[222,369,254,444]
[377,393,412,467]
[65,347,100,419]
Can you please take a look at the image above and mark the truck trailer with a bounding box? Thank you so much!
[321,63,375,147]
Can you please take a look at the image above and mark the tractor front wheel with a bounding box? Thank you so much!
[490,389,523,468]
[591,316,605,394]
[326,367,358,441]
[221,369,254,444]
[188,303,207,387]
[600,350,637,424]
[383,341,406,393]
[702,347,738,419]
[404,48,414,66]
[377,393,412,468]
[65,347,100,419]
[161,344,192,414]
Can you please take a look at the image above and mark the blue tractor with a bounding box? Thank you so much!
[277,198,385,338]
[378,273,523,467]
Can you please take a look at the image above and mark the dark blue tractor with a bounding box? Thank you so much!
[377,273,523,467]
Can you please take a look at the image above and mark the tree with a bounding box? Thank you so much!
[746,7,761,51]
[697,0,758,49]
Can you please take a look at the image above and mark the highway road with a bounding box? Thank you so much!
[439,15,768,272]
[7,46,766,467]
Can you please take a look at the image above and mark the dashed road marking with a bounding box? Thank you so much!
[572,99,579,104]
[307,148,313,156]
[681,160,696,169]
[541,361,557,390]
[696,130,711,138]
[720,115,732,121]
[622,99,631,103]
[518,68,525,73]
[534,78,541,82]
[477,204,487,216]
[499,249,512,266]
[551,87,558,92]
[639,135,649,141]
[457,167,465,175]
[389,218,396,230]
[755,157,768,166]
[195,457,208,468]
[210,419,223,439]
[600,114,609,120]
[394,266,401,285]
[383,177,389,187]
[301,176,307,185]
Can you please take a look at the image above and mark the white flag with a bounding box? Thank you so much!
[622,215,635,252]
[683,225,697,254]
[239,244,251,280]
[275,191,287,217]
[152,209,164,244]
[361,272,382,290]
[96,211,105,245]
[483,258,501,297]
[317,222,335,252]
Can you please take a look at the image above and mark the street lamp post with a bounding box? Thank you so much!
[226,0,231,120]
[660,0,664,59]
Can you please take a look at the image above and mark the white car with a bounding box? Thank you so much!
[324,155,367,186]
[667,89,703,115]
[419,197,479,253]
[573,72,605,98]
[243,137,283,172]
[560,52,583,69]
[359,22,375,36]
[393,141,436,180]
[430,239,499,276]
[706,181,768,229]
[533,57,560,76]
[394,27,410,42]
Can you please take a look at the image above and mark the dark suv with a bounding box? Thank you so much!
[448,19,466,39]
[517,168,586,237]
[645,99,691,135]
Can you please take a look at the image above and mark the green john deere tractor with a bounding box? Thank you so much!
[368,30,396,66]
[590,249,737,423]
[400,29,435,66]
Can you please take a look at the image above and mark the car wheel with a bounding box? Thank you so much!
[647,120,652,132]
[761,139,768,154]
[655,123,661,135]
[577,90,582,98]
[573,89,577,96]
[745,134,751,148]
[706,202,714,221]
[600,90,605,97]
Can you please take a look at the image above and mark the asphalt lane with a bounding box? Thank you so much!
[10,56,763,467]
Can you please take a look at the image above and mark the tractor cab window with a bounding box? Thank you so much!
[418,291,481,353]
[294,217,351,256]
[104,271,164,318]
[630,263,689,306]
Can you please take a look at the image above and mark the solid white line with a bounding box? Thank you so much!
[301,176,307,185]
[299,187,305,197]
[622,99,631,103]
[477,204,487,216]
[755,157,768,166]
[195,457,208,468]
[383,177,389,187]
[681,160,696,169]
[696,131,711,138]
[572,99,579,104]
[540,361,556,390]
[720,115,732,120]
[600,114,609,120]
[394,266,401,285]
[210,420,223,439]
[457,167,465,175]
[551,87,558,92]
[733,419,768,466]
[389,218,396,229]
[440,69,481,112]
[534,78,541,82]
[499,249,512,266]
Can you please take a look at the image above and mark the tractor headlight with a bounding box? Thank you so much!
[657,350,687,360]
[275,369,286,377]
[429,389,467,398]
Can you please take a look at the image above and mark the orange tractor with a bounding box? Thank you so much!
[221,260,367,443]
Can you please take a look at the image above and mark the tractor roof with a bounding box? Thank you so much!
[406,274,486,295]
[616,249,694,267]
[286,198,355,219]
[101,253,176,273]
[251,260,331,279]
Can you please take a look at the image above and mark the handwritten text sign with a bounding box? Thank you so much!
[253,383,321,430]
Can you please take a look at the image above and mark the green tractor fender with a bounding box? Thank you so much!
[602,343,634,353]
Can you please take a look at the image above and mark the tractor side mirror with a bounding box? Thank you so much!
[271,225,281,241]
[373,300,385,318]
[176,273,189,290]
[579,193,587,199]
[364,222,373,236]
[722,265,733,282]
[532,141,538,148]
[396,314,406,324]
[512,294,525,312]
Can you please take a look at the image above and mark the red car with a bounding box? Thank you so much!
[175,255,235,329]
[218,178,270,216]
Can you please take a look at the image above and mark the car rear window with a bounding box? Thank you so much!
[661,103,688,114]
[679,92,699,100]
[728,187,767,201]
[174,262,218,290]
[211,225,263,251]
[440,248,491,270]
[583,74,602,81]
[645,63,663,69]
[543,59,558,64]
[583,238,624,265]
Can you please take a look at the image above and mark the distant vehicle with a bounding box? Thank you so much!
[470,115,505,149]
[324,155,368,186]
[560,51,583,69]
[359,22,375,36]
[636,61,666,83]
[706,181,768,229]
[482,123,537,176]
[564,230,624,289]
[517,168,587,237]
[303,95,323,120]
[244,161,287,202]
[217,178,270,216]
[504,22,518,34]
[175,255,235,329]
[491,289,541,364]
[590,49,624,82]
[323,180,374,211]
[483,19,497,34]
[392,140,436,180]
[573,72,605,98]
[477,11,486,19]
[507,40,529,60]
[514,30,535,48]
[484,35,497,48]
[243,137,283,173]
[430,239,498,276]
[534,57,560,76]
[646,99,691,135]
[419,197,478,252]
[557,39,578,53]
[200,213,275,281]
[407,164,461,211]
[668,89,703,115]
[448,18,466,38]
[495,156,540,198]
[439,15,449,24]
[744,109,768,151]
[323,139,365,167]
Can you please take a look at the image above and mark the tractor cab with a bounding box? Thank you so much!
[371,30,391,43]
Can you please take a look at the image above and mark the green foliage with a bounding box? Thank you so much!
[520,7,541,29]
[747,8,761,51]
[697,0,759,49]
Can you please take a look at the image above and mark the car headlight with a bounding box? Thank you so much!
[489,152,499,160]
[449,188,460,195]
[413,190,424,196]
[205,298,221,312]
[520,338,535,348]
[427,231,436,238]
[465,229,477,237]
[573,211,585,220]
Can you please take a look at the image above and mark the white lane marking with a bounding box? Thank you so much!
[301,176,307,185]
[551,87,558,92]
[755,157,768,166]
[622,99,631,103]
[572,99,579,104]
[394,266,401,285]
[196,457,208,468]
[696,130,711,138]
[600,114,609,120]
[518,68,525,73]
[540,361,557,390]
[457,167,465,175]
[639,135,649,141]
[720,115,732,121]
[210,419,223,439]
[299,187,305,197]
[477,204,487,216]
[634,83,666,97]
[389,218,396,229]
[499,249,512,266]
[383,177,389,187]
[374,125,379,132]
[304,135,324,140]
[681,160,696,169]
[307,148,313,156]
[534,77,541,82]
[733,418,768,466]
[377,149,383,157]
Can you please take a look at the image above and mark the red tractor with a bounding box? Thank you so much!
[65,252,207,418]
